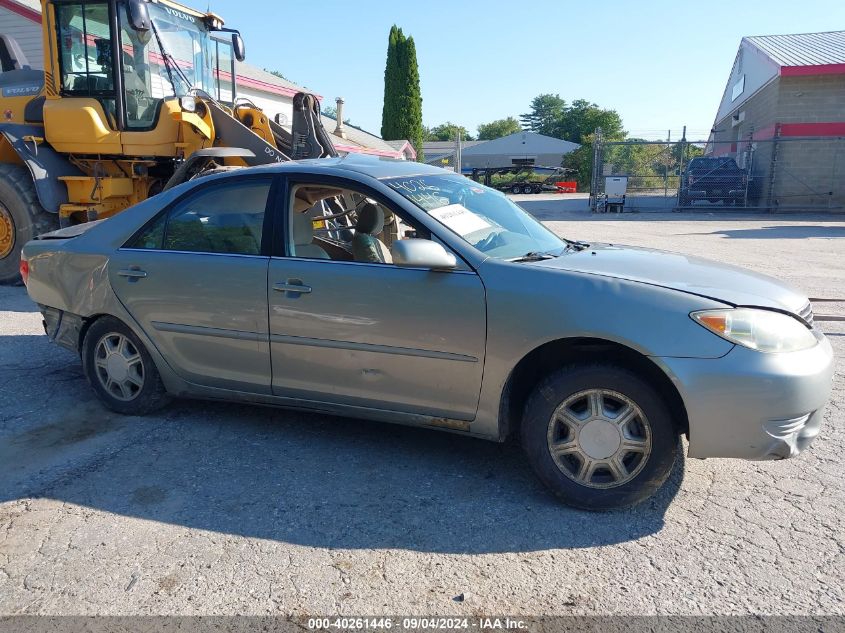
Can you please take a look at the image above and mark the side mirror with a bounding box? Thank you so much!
[391,239,457,270]
[232,33,246,62]
[126,0,151,33]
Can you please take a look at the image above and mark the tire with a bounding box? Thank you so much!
[521,364,681,510]
[0,164,58,285]
[511,185,521,194]
[82,316,170,415]
[522,185,533,194]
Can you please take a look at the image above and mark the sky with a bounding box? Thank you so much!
[222,0,845,142]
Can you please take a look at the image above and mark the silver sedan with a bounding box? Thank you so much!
[21,156,835,509]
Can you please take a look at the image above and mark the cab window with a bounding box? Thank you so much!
[56,2,116,119]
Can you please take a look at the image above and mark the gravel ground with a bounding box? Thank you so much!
[0,210,843,616]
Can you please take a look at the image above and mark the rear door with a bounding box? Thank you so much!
[109,176,276,393]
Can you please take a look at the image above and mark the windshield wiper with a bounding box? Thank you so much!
[509,251,557,262]
[563,239,590,251]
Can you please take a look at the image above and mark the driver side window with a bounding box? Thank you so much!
[286,183,434,265]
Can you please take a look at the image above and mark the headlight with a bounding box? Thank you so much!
[691,308,817,353]
[180,96,197,113]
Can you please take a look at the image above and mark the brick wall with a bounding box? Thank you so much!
[711,74,845,210]
[770,138,845,209]
[777,75,845,123]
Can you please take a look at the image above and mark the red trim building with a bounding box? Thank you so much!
[708,31,845,210]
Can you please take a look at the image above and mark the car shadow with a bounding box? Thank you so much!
[0,286,40,313]
[0,345,683,553]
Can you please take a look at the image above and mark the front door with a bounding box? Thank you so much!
[110,176,275,393]
[267,179,487,420]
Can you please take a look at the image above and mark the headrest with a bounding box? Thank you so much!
[293,186,344,213]
[292,213,314,246]
[356,203,384,235]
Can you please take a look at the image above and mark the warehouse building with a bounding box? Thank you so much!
[0,0,411,159]
[709,30,845,210]
[424,132,578,172]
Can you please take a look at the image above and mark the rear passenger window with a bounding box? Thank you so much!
[128,179,271,255]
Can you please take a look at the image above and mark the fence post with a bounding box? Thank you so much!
[767,124,781,213]
[590,127,603,212]
[664,130,671,200]
[676,126,687,210]
[744,134,753,208]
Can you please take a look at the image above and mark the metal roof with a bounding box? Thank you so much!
[745,31,845,67]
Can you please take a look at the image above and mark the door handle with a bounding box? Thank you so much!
[273,281,312,294]
[118,268,148,279]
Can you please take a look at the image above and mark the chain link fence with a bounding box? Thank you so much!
[590,130,845,213]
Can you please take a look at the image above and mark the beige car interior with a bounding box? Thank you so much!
[290,185,418,263]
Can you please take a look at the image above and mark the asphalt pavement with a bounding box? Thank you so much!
[0,211,843,616]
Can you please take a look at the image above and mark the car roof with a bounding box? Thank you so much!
[237,153,452,180]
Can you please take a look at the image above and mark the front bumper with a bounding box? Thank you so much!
[656,335,834,460]
[687,188,745,199]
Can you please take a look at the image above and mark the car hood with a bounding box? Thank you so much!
[533,243,808,313]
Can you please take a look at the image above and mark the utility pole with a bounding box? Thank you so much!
[454,129,462,174]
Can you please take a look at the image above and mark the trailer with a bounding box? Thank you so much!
[468,166,575,194]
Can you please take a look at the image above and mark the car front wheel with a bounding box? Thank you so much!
[521,364,680,510]
[82,316,170,415]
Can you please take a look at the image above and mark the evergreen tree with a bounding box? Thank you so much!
[380,26,424,161]
[400,35,424,160]
[380,26,401,140]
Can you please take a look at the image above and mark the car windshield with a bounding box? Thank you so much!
[385,174,568,260]
[690,158,736,169]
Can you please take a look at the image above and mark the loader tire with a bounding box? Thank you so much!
[0,164,58,285]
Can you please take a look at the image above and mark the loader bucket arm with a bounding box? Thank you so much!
[205,92,336,164]
[291,93,338,160]
[166,92,338,190]
[205,98,291,165]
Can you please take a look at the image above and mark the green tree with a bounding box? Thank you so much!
[477,117,521,140]
[520,94,566,135]
[381,26,424,161]
[380,26,401,140]
[552,99,624,143]
[553,100,626,188]
[425,122,474,141]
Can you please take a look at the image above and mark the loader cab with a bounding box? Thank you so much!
[51,0,243,134]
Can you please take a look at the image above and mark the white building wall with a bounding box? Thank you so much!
[0,8,43,69]
[238,85,294,128]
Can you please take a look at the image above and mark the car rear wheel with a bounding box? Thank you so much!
[521,364,680,510]
[82,316,170,415]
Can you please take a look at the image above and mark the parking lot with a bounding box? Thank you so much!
[1,210,843,616]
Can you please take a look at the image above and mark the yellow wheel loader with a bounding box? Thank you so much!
[0,0,337,283]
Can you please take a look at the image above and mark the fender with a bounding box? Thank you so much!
[0,123,83,213]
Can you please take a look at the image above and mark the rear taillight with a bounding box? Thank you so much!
[19,258,28,285]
